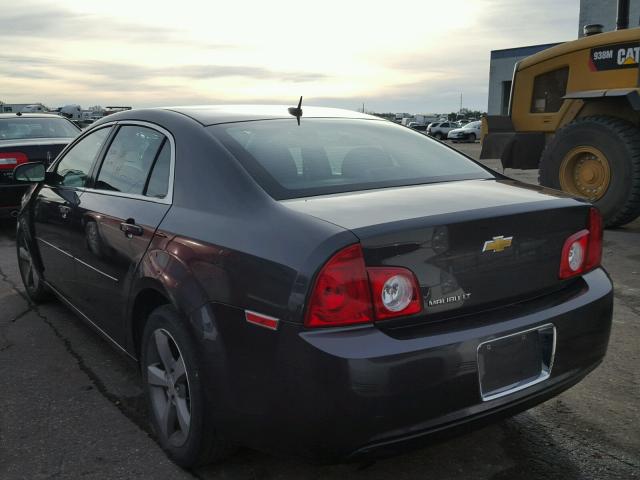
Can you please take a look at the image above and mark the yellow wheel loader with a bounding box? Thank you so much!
[481,0,640,227]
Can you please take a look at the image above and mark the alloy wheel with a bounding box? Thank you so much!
[146,328,191,447]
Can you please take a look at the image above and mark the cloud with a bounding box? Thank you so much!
[73,62,328,83]
[0,0,581,112]
[0,2,232,48]
[0,52,328,92]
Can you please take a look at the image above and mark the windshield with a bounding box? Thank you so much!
[0,117,80,140]
[210,118,494,200]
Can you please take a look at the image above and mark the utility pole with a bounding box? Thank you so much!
[362,103,365,113]
[459,93,463,113]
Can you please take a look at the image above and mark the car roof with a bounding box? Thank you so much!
[160,105,377,126]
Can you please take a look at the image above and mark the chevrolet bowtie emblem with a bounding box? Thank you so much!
[482,235,513,253]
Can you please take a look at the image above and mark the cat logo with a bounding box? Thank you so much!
[482,235,513,253]
[617,46,640,65]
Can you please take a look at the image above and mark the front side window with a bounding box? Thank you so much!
[95,125,165,195]
[210,118,493,200]
[55,127,111,188]
[531,67,569,113]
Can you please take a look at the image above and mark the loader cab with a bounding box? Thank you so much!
[509,27,640,134]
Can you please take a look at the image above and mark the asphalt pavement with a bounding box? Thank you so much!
[0,142,638,479]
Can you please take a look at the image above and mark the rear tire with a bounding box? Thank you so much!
[140,305,233,467]
[539,116,640,227]
[468,133,476,142]
[434,132,443,140]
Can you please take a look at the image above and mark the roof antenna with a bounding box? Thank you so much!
[288,96,303,125]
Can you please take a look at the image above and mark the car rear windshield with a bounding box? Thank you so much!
[0,118,79,140]
[210,118,494,200]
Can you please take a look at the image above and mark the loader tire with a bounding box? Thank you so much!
[539,116,640,228]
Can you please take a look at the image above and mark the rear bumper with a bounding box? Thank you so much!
[199,268,613,460]
[349,359,599,459]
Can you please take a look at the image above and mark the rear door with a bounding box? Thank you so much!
[68,122,173,343]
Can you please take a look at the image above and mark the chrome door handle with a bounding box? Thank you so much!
[120,221,143,238]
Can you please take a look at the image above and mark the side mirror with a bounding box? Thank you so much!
[13,162,46,183]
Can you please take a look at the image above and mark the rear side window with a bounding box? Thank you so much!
[531,67,569,113]
[210,118,493,200]
[95,125,164,195]
[144,140,171,198]
[55,127,111,188]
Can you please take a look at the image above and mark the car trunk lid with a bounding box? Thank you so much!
[282,179,589,320]
[0,138,71,185]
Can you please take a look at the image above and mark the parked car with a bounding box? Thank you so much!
[14,105,612,468]
[448,120,482,142]
[426,121,457,140]
[408,122,427,132]
[0,113,80,218]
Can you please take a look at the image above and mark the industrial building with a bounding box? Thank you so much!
[487,0,640,115]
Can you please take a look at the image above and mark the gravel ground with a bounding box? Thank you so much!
[0,142,637,479]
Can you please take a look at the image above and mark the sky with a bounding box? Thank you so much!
[0,0,579,114]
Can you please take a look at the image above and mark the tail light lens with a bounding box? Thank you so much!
[0,152,28,170]
[305,244,373,328]
[559,230,589,278]
[367,268,422,320]
[559,207,603,279]
[305,244,423,328]
[585,207,603,271]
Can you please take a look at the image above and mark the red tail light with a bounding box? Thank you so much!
[305,244,423,328]
[0,152,28,170]
[585,207,603,271]
[305,244,373,328]
[559,207,603,279]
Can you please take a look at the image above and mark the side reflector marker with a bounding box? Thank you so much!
[245,310,280,331]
